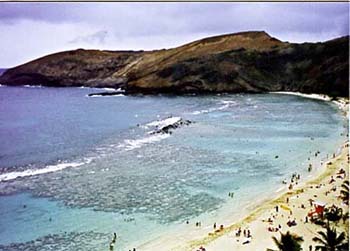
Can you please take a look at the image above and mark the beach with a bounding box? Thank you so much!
[0,3,348,251]
[0,89,348,251]
[182,96,349,251]
[130,95,350,251]
[187,142,348,251]
[137,139,349,251]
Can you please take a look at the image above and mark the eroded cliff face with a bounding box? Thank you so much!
[0,31,348,97]
[0,49,144,87]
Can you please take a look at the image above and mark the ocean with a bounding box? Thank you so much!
[0,86,346,251]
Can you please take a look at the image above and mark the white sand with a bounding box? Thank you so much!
[139,93,349,251]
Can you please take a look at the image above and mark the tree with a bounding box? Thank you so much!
[340,180,349,204]
[272,231,304,251]
[324,205,343,224]
[313,226,348,251]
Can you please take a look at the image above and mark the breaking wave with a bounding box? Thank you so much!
[0,158,93,182]
[191,100,237,115]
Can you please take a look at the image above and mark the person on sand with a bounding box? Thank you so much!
[308,164,312,172]
[213,222,216,229]
[235,229,239,237]
[247,229,251,238]
[337,168,345,174]
[309,199,313,207]
[242,238,251,245]
[268,226,273,232]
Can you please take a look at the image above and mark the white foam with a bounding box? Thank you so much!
[23,85,42,88]
[270,91,332,102]
[80,86,125,93]
[191,110,203,115]
[146,117,182,129]
[220,100,236,105]
[88,94,125,98]
[191,100,236,115]
[271,91,349,115]
[191,107,218,115]
[119,133,170,151]
[121,116,188,150]
[191,109,209,115]
[102,88,117,92]
[0,161,89,182]
[218,100,237,110]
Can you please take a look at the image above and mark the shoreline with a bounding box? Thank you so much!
[181,94,349,251]
[138,139,348,251]
[270,91,332,102]
[271,91,349,115]
[183,141,348,251]
[138,93,349,251]
[0,88,348,250]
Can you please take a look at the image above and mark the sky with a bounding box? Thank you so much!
[0,2,349,68]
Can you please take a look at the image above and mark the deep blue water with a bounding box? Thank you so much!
[0,86,346,251]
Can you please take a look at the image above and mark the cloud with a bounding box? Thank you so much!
[1,3,348,37]
[0,2,348,67]
[0,3,84,24]
[69,30,108,45]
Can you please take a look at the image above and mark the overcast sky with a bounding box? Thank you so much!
[0,2,349,68]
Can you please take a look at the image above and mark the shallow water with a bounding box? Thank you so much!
[0,86,346,250]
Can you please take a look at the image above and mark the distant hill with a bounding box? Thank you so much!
[0,31,348,97]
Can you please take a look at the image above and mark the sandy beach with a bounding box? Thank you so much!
[187,142,348,251]
[183,96,349,251]
[136,95,349,251]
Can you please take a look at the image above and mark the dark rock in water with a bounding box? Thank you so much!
[88,91,125,97]
[152,118,192,134]
[0,31,348,97]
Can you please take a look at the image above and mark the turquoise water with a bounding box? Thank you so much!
[0,87,346,250]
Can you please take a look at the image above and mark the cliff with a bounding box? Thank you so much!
[0,31,348,97]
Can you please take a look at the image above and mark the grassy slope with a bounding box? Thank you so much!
[0,31,348,96]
